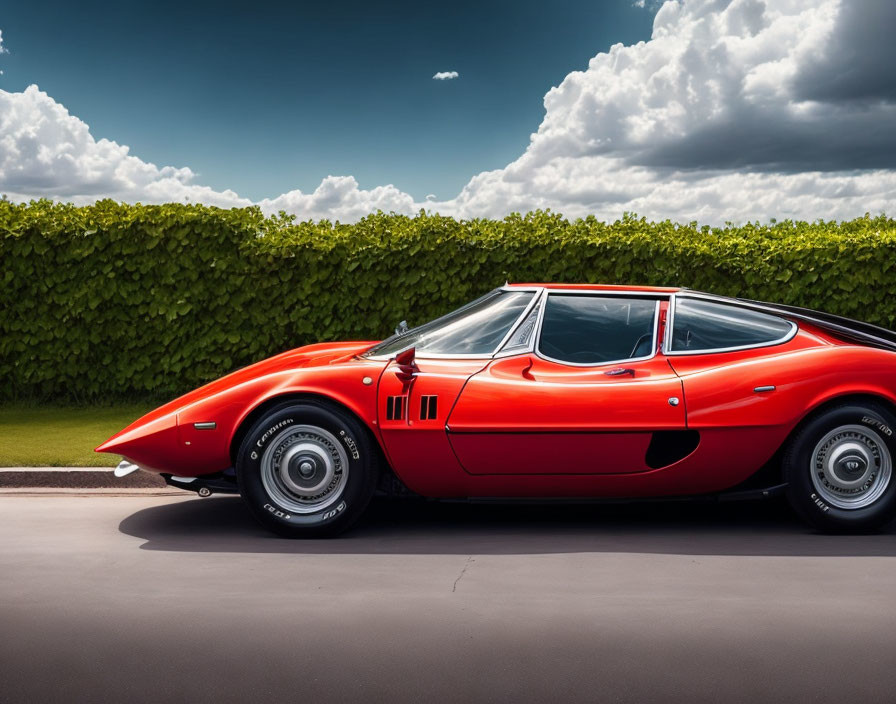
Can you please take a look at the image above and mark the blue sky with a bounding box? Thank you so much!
[0,0,894,224]
[0,0,653,201]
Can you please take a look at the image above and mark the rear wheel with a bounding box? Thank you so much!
[784,403,896,533]
[236,401,379,537]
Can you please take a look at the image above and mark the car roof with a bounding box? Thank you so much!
[506,283,896,350]
[506,283,681,293]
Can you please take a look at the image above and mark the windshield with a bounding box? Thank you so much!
[366,289,536,357]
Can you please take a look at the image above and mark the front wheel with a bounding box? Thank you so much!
[784,403,896,533]
[236,401,379,537]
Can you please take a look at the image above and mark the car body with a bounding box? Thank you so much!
[97,283,896,536]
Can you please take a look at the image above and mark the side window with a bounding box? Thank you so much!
[538,295,657,365]
[500,303,540,354]
[670,298,795,352]
[368,290,534,357]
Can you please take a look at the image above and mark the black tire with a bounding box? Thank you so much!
[784,403,896,533]
[236,401,379,538]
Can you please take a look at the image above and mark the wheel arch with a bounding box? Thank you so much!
[795,392,896,432]
[228,391,384,466]
[766,392,896,484]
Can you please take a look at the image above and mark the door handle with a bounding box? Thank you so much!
[605,367,635,377]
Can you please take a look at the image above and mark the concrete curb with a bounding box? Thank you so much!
[0,487,186,496]
[0,467,168,490]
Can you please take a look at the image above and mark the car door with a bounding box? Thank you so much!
[663,294,802,431]
[447,292,687,475]
[372,288,540,489]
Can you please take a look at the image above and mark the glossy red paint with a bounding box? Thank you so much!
[447,354,684,476]
[376,357,489,494]
[97,341,386,476]
[96,284,896,501]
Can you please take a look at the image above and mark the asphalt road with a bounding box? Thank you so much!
[1,494,895,704]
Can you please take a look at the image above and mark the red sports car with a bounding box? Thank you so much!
[97,284,896,537]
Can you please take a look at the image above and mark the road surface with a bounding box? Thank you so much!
[1,494,895,703]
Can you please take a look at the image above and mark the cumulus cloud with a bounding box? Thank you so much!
[1,1,896,224]
[521,0,896,173]
[259,176,417,221]
[440,0,896,222]
[794,0,896,104]
[432,71,459,80]
[0,86,249,207]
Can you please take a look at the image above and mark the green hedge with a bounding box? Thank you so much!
[1,200,894,401]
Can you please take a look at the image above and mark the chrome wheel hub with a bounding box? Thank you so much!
[260,425,348,514]
[811,424,891,510]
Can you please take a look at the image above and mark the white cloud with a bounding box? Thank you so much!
[258,176,416,221]
[435,0,896,223]
[0,85,418,221]
[525,0,896,173]
[1,1,895,225]
[432,71,459,80]
[0,85,249,207]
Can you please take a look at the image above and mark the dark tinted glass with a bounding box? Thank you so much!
[538,295,657,364]
[670,298,794,352]
[368,290,534,356]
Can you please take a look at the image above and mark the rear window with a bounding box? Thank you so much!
[669,298,795,353]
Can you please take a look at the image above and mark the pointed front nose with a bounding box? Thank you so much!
[95,436,122,453]
[94,410,179,473]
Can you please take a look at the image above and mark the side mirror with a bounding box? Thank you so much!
[395,320,409,336]
[394,347,418,384]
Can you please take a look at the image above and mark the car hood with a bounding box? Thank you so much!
[96,340,378,453]
[169,339,378,408]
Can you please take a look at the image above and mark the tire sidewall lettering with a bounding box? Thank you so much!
[860,414,892,437]
[809,493,830,513]
[339,429,361,460]
[259,497,349,526]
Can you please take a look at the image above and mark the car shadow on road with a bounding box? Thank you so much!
[119,495,896,556]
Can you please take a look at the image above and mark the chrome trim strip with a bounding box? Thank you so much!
[533,296,662,368]
[510,287,671,298]
[663,293,798,356]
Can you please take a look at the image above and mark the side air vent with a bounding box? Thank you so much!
[386,396,405,421]
[645,430,700,469]
[420,395,438,420]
